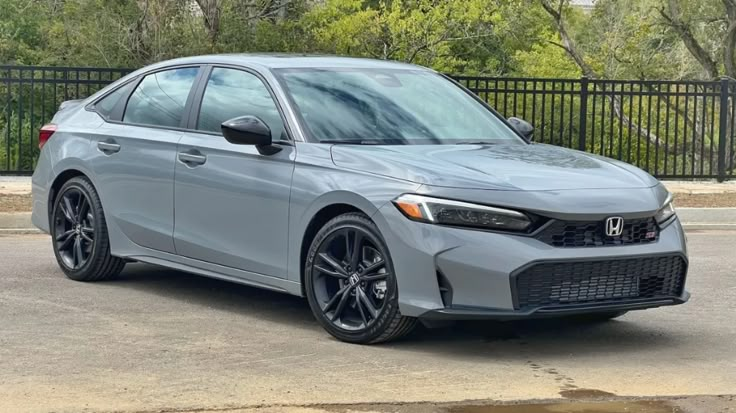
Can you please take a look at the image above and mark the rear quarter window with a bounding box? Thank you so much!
[93,81,135,120]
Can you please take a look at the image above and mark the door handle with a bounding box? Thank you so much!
[97,141,121,154]
[178,151,207,166]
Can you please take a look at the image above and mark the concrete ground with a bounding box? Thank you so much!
[0,232,735,413]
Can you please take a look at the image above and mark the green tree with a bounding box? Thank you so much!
[0,0,49,65]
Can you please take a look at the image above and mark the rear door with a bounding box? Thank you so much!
[88,66,201,253]
[173,66,295,278]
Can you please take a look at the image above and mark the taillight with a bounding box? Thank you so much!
[38,124,57,149]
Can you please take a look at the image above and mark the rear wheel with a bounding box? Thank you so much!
[305,213,416,344]
[51,176,125,281]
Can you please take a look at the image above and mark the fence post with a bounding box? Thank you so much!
[578,76,589,151]
[718,78,729,182]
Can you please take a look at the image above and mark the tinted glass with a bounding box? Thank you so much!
[95,81,134,120]
[276,69,521,145]
[123,67,199,127]
[198,68,285,139]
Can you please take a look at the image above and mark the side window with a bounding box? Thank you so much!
[197,68,286,139]
[94,81,134,120]
[123,67,199,128]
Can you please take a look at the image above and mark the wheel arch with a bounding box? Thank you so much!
[296,198,418,343]
[299,203,365,296]
[294,187,408,295]
[48,168,89,222]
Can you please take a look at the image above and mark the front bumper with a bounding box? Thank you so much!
[421,293,690,320]
[375,200,689,319]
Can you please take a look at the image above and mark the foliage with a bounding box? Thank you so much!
[1,0,735,175]
[1,0,734,80]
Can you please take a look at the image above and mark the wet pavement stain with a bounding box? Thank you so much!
[448,400,683,413]
[559,389,617,399]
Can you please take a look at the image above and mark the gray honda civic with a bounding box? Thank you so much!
[32,55,688,344]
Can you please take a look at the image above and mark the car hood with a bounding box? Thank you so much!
[330,143,658,191]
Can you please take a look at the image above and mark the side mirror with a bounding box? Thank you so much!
[221,116,272,146]
[508,117,534,141]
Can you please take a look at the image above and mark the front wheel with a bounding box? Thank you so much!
[51,176,125,281]
[305,213,416,344]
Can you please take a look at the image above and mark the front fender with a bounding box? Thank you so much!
[286,143,421,286]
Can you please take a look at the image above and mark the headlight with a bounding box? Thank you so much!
[655,198,676,224]
[392,194,532,232]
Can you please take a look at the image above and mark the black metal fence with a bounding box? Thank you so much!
[0,66,132,173]
[455,76,736,181]
[1,66,734,180]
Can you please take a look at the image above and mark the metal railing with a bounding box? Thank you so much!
[454,76,736,181]
[1,66,734,180]
[0,66,132,174]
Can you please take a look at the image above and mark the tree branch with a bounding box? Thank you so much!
[658,0,720,79]
[539,0,669,152]
[539,0,596,78]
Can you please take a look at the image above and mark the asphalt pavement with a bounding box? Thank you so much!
[0,232,735,413]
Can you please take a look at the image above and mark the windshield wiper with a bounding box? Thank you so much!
[453,141,498,145]
[322,139,397,145]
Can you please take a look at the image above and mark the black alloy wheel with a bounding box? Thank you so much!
[54,187,94,270]
[51,176,125,281]
[305,212,416,344]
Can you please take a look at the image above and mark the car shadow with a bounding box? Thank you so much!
[108,263,685,359]
[108,262,318,332]
[386,315,687,362]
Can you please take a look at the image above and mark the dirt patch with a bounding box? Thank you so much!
[0,194,32,212]
[673,192,736,207]
[317,398,701,413]
[448,400,683,413]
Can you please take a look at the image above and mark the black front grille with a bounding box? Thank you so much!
[514,256,686,310]
[535,217,659,248]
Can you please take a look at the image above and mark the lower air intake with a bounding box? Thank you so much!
[513,255,686,310]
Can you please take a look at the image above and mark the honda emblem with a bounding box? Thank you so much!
[605,217,624,237]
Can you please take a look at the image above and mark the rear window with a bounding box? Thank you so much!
[123,67,199,128]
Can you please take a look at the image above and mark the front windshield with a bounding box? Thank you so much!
[275,68,523,145]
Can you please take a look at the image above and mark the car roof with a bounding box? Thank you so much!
[143,54,433,71]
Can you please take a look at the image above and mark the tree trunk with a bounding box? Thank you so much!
[275,0,289,22]
[659,0,720,80]
[724,0,736,79]
[539,0,666,151]
[195,0,220,47]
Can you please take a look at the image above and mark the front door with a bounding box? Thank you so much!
[173,67,295,278]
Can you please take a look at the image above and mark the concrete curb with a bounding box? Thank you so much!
[0,212,42,234]
[682,224,736,230]
[0,212,33,228]
[1,209,735,234]
[0,228,42,234]
[3,177,736,195]
[676,208,736,230]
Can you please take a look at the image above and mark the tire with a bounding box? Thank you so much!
[305,212,416,344]
[50,176,125,281]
